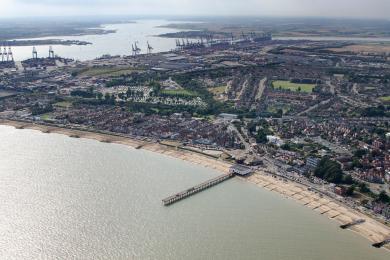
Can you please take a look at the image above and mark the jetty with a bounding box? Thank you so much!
[372,238,390,248]
[162,164,253,206]
[340,219,365,229]
[162,173,234,206]
[161,164,253,206]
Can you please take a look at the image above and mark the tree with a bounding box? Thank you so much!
[96,92,103,101]
[362,105,386,117]
[150,81,162,95]
[281,143,291,151]
[247,121,257,134]
[71,90,94,98]
[359,183,370,193]
[346,185,355,197]
[118,93,126,101]
[276,109,283,118]
[256,129,268,144]
[314,157,344,184]
[343,174,354,185]
[31,103,53,116]
[351,158,362,169]
[110,94,116,104]
[377,191,390,204]
[354,149,367,158]
[126,87,133,97]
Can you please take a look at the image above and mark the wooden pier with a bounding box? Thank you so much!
[162,173,234,206]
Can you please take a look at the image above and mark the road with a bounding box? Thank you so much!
[255,77,267,101]
[326,81,368,108]
[228,123,251,152]
[311,136,352,156]
[261,154,390,227]
[339,94,370,108]
[326,80,336,95]
[237,79,249,102]
[296,98,332,116]
[352,83,359,95]
[14,61,23,71]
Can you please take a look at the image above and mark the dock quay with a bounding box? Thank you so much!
[372,238,390,248]
[340,219,365,229]
[162,173,234,206]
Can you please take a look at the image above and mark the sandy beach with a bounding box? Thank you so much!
[1,119,389,250]
[246,173,390,250]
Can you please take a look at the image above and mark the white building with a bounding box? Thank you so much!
[267,135,284,147]
[229,164,253,176]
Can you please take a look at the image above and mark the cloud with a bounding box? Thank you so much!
[15,0,131,5]
[4,0,390,19]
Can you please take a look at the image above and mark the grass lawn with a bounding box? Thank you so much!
[208,86,226,96]
[272,80,316,93]
[41,113,54,121]
[379,96,390,102]
[54,101,72,109]
[78,67,140,77]
[161,89,197,97]
[267,104,291,114]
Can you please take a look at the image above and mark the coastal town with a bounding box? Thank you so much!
[1,26,390,249]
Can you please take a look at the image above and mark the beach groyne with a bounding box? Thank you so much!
[373,238,390,248]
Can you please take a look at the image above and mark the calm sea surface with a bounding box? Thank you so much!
[0,125,389,259]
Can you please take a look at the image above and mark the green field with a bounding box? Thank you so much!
[77,67,140,77]
[272,80,316,93]
[161,89,197,97]
[40,113,54,121]
[208,86,226,96]
[379,96,390,102]
[267,104,291,114]
[54,101,73,109]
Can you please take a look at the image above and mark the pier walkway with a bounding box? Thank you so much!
[162,173,234,206]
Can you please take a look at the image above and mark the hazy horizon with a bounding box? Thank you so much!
[2,0,389,20]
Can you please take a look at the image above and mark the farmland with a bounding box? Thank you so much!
[328,43,390,55]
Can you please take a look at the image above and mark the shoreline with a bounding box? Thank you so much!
[1,119,389,251]
[4,39,92,47]
[245,173,390,250]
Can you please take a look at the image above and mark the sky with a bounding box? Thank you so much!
[2,0,390,19]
